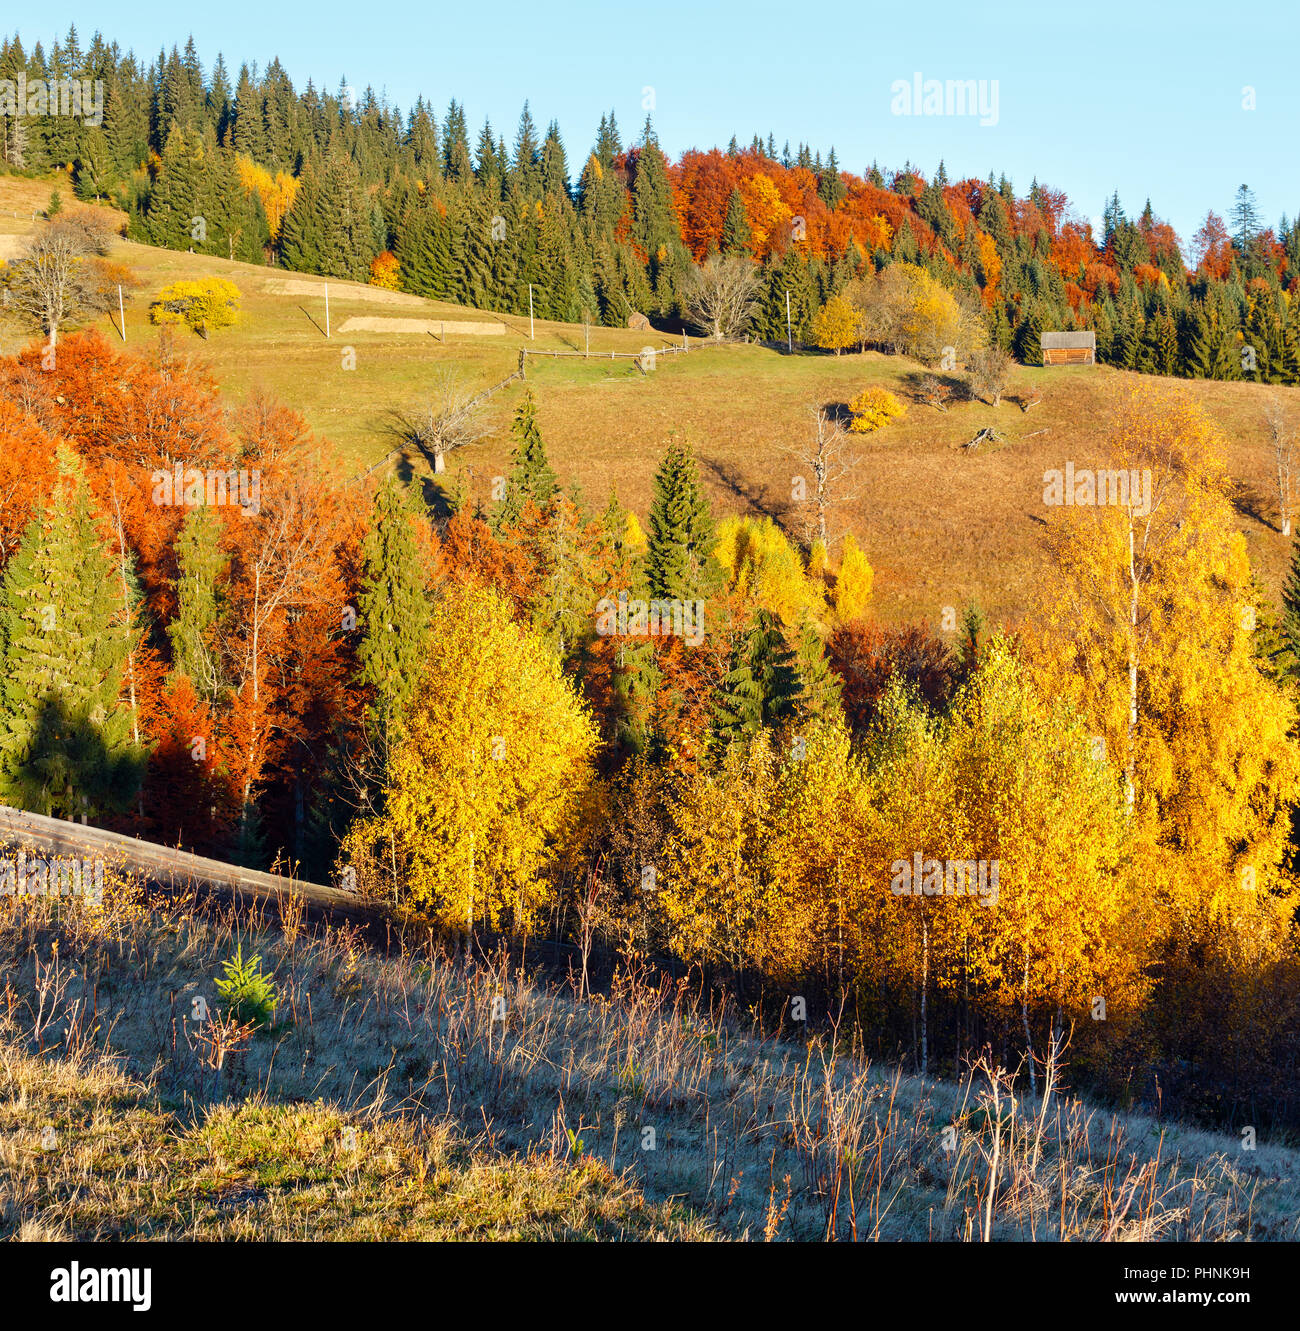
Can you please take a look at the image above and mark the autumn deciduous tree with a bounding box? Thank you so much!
[150,277,242,338]
[783,407,860,548]
[341,584,597,931]
[712,515,823,627]
[221,456,346,862]
[828,620,956,733]
[832,534,874,622]
[848,386,906,433]
[659,730,784,974]
[2,218,119,347]
[1265,396,1294,536]
[369,251,402,290]
[939,639,1142,1090]
[850,262,986,365]
[810,294,860,355]
[395,369,492,476]
[966,345,1013,406]
[235,156,300,242]
[1032,387,1300,909]
[680,254,761,340]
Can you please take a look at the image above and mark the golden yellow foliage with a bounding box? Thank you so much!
[148,278,241,338]
[1029,386,1300,938]
[235,156,300,241]
[852,261,987,364]
[659,732,785,973]
[810,295,860,354]
[341,584,597,932]
[369,251,401,290]
[737,172,791,256]
[848,386,906,433]
[712,515,824,626]
[832,533,873,622]
[623,510,648,555]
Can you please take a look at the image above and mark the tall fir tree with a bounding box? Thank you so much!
[711,608,802,746]
[0,452,144,818]
[721,187,751,255]
[279,152,372,280]
[496,389,558,528]
[645,439,717,601]
[356,477,432,751]
[167,503,225,699]
[793,617,842,726]
[628,117,687,317]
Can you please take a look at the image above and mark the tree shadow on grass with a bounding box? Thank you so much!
[702,456,793,532]
[391,450,451,516]
[897,369,971,407]
[3,695,144,825]
[1228,477,1277,532]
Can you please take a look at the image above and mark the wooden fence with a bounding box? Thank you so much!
[0,804,383,925]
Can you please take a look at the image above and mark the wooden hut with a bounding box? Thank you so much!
[1040,331,1096,365]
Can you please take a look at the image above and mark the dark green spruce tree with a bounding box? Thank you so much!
[167,503,225,699]
[495,389,558,528]
[0,451,145,818]
[304,479,432,871]
[644,439,717,602]
[793,617,843,726]
[711,608,803,746]
[720,188,751,255]
[355,477,432,751]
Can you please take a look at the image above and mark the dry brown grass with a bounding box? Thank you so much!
[1,879,1295,1242]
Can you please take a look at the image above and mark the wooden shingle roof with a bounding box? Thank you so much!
[1040,331,1096,349]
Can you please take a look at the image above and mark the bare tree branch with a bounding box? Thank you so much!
[1265,396,1294,537]
[966,346,1013,407]
[681,254,762,341]
[391,369,494,474]
[1,217,117,346]
[782,405,863,548]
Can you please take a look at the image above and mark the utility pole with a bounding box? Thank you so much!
[785,289,793,353]
[528,283,535,340]
[117,284,126,342]
[324,283,330,339]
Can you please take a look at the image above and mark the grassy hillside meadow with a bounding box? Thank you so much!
[3,171,1296,632]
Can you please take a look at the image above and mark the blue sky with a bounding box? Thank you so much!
[17,0,1300,249]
